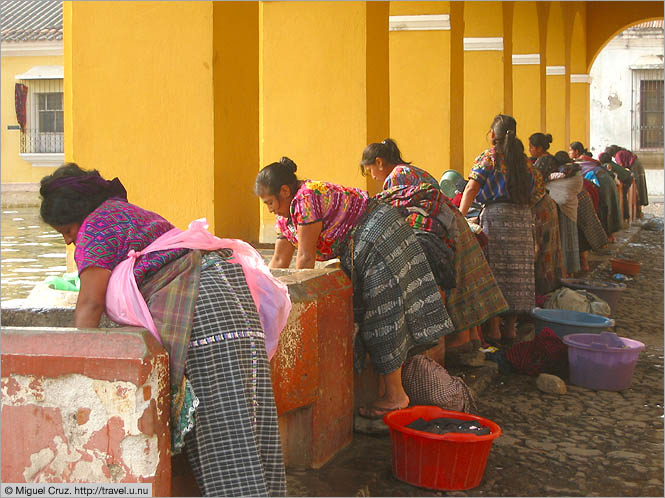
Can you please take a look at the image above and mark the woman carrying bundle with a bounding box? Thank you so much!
[359,138,508,357]
[254,157,453,418]
[40,164,287,497]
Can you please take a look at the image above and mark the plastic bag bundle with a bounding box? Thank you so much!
[105,218,291,359]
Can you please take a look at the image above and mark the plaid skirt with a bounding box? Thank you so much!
[577,190,608,252]
[184,254,286,497]
[445,209,508,332]
[558,210,580,274]
[339,201,454,375]
[533,194,564,295]
[480,203,535,313]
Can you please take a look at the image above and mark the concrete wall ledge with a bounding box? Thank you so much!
[1,268,355,492]
[1,326,171,494]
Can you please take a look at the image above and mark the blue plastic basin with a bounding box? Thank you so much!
[530,308,615,338]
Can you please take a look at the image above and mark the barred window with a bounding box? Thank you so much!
[16,78,64,154]
[631,68,664,151]
[639,79,664,149]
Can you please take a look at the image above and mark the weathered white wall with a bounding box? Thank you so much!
[590,26,664,198]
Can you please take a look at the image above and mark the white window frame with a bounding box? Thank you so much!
[15,66,65,166]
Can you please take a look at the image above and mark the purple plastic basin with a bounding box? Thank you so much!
[563,332,645,391]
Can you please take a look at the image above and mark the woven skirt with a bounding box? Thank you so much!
[339,201,454,375]
[184,256,286,497]
[558,209,580,274]
[577,190,608,252]
[444,209,508,332]
[533,194,564,295]
[598,175,622,235]
[479,203,535,313]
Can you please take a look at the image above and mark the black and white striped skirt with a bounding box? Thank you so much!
[184,254,286,497]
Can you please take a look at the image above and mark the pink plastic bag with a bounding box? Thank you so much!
[105,218,291,359]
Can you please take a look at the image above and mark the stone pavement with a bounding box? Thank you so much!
[286,215,664,497]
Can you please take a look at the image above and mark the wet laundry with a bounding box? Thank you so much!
[406,417,491,436]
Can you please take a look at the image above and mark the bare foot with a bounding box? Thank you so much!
[358,395,409,420]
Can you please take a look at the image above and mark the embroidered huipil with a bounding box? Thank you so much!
[383,164,440,190]
[469,147,541,204]
[275,180,369,260]
[74,198,187,281]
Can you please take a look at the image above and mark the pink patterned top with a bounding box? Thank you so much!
[75,198,187,284]
[275,180,369,260]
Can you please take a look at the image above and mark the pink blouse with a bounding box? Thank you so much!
[275,180,369,260]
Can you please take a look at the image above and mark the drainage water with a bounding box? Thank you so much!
[1,207,66,302]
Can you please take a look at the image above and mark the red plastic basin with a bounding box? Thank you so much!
[610,258,641,276]
[383,406,501,491]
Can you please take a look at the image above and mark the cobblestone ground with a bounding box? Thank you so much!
[471,228,664,497]
[287,221,664,497]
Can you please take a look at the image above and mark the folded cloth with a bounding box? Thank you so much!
[547,174,583,222]
[402,354,477,413]
[504,327,568,377]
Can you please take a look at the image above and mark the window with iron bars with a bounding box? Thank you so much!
[18,78,64,154]
[631,68,664,151]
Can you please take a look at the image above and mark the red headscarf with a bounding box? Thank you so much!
[615,150,636,169]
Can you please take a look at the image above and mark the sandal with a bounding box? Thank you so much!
[358,404,408,420]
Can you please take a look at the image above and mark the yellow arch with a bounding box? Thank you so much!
[586,1,664,71]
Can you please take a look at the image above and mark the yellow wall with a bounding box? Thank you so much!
[389,2,451,181]
[1,54,63,184]
[545,2,567,153]
[62,0,659,242]
[259,1,388,242]
[569,7,589,147]
[66,1,216,231]
[463,2,505,174]
[212,2,260,242]
[586,1,664,71]
[511,2,543,140]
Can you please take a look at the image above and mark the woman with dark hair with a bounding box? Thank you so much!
[41,163,287,497]
[529,133,553,162]
[616,149,649,215]
[599,151,633,223]
[360,139,508,360]
[569,141,596,161]
[576,154,622,241]
[459,114,538,345]
[531,155,565,293]
[546,152,583,274]
[255,157,453,419]
[558,152,609,271]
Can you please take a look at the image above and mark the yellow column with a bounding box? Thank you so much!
[66,2,216,231]
[568,6,589,149]
[462,1,507,175]
[259,1,389,242]
[545,2,568,153]
[388,2,452,181]
[569,76,590,147]
[212,2,260,242]
[65,2,261,240]
[511,1,544,138]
